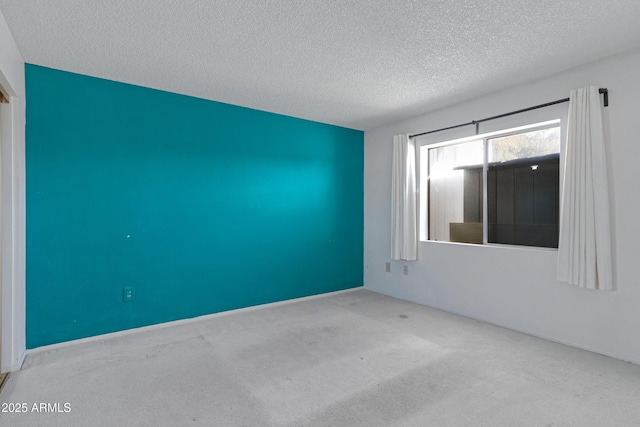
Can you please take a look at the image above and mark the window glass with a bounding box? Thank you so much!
[488,127,560,162]
[424,123,561,248]
[487,127,560,248]
[428,140,483,243]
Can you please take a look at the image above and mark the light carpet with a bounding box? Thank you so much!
[1,289,639,426]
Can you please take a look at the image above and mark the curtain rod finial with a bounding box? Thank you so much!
[599,88,609,107]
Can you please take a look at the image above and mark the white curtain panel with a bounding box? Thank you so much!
[391,134,418,261]
[557,86,614,290]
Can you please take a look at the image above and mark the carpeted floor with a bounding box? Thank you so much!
[1,289,640,426]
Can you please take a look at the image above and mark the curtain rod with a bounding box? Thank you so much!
[409,88,608,139]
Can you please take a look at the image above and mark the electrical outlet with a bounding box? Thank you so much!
[403,265,409,275]
[123,287,135,302]
[385,262,391,273]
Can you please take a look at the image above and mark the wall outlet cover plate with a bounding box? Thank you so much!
[123,287,135,302]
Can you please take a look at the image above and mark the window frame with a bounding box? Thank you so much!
[418,119,562,250]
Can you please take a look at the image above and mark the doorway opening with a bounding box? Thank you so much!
[0,83,6,383]
[0,80,9,380]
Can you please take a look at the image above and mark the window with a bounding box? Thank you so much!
[421,121,561,248]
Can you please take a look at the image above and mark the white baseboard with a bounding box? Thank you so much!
[26,287,363,356]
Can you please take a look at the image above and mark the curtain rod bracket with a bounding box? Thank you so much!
[599,88,609,107]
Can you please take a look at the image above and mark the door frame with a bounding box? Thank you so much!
[0,69,25,372]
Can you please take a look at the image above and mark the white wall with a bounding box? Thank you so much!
[0,7,26,372]
[364,47,640,364]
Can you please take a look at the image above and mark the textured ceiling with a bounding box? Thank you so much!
[2,1,640,130]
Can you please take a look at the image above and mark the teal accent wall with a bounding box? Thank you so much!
[25,64,363,348]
